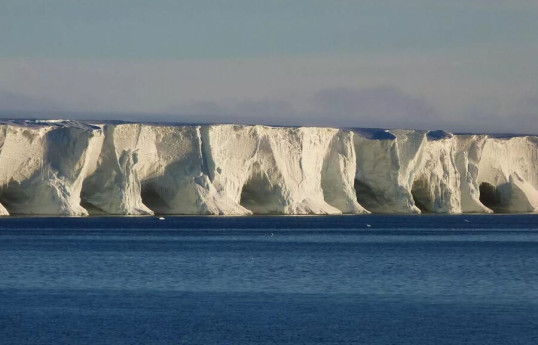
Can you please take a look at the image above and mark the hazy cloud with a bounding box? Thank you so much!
[166,87,448,130]
[312,87,445,129]
[452,95,538,134]
[1,83,535,134]
[167,87,537,134]
[166,99,299,126]
[0,91,63,113]
[0,54,536,134]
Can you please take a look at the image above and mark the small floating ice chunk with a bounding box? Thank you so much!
[158,217,165,220]
[366,224,371,227]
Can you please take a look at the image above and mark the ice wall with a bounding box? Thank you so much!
[205,125,366,215]
[0,120,535,216]
[477,136,538,213]
[81,124,243,215]
[353,129,424,213]
[455,135,492,213]
[0,121,102,215]
[351,129,536,214]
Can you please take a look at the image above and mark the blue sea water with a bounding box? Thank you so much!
[1,214,538,344]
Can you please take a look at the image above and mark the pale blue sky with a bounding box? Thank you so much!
[2,0,538,59]
[1,0,537,133]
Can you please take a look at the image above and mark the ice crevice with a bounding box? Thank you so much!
[0,120,535,216]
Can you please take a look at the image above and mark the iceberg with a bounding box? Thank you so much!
[0,120,535,216]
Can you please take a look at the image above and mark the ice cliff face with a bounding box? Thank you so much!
[353,129,537,214]
[0,121,102,215]
[0,120,535,216]
[79,123,365,216]
[204,125,365,215]
[477,136,538,213]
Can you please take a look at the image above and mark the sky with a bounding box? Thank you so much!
[0,0,537,133]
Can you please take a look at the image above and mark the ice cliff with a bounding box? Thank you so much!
[0,120,535,216]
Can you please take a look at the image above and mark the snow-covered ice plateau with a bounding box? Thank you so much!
[0,120,535,216]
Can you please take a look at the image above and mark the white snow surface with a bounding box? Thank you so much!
[0,120,535,215]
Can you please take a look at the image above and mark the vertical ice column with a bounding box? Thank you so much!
[81,124,153,215]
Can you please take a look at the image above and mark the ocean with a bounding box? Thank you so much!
[1,215,538,344]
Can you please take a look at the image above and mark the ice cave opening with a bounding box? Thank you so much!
[479,182,501,212]
[79,180,101,215]
[140,183,169,214]
[354,179,379,211]
[80,177,120,215]
[0,180,25,214]
[239,167,282,214]
[411,179,431,213]
[79,200,107,215]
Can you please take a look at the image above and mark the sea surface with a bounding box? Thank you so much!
[1,215,538,345]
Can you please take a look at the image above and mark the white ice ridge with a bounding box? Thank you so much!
[0,120,535,216]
